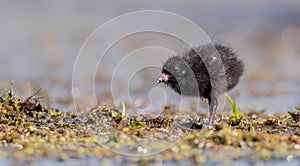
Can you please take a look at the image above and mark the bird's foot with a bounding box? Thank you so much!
[191,120,215,130]
[191,121,202,129]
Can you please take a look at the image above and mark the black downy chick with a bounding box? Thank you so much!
[157,43,244,126]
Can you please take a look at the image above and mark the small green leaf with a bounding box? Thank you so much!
[121,101,127,119]
[225,93,241,119]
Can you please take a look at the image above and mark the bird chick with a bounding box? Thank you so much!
[157,43,244,127]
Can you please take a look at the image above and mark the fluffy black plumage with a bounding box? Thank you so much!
[158,43,244,126]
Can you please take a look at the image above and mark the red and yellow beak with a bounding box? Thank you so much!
[157,73,169,83]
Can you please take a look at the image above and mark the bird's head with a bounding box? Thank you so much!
[157,56,189,85]
[157,72,170,83]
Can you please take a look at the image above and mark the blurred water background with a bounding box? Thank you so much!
[0,0,300,114]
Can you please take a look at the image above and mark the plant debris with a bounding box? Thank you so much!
[0,86,299,165]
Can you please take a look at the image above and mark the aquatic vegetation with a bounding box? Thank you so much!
[225,93,243,125]
[0,86,299,165]
[288,111,300,122]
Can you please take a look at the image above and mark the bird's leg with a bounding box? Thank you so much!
[208,95,218,126]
